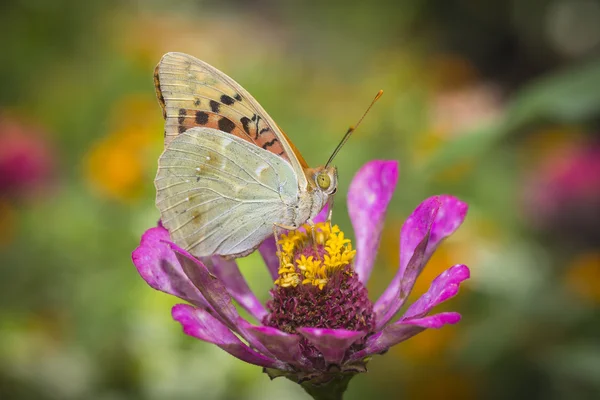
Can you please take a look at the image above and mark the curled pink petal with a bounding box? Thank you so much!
[374,195,468,329]
[402,264,469,320]
[424,196,468,261]
[298,328,366,366]
[172,304,286,370]
[348,160,398,283]
[132,226,209,308]
[374,197,440,329]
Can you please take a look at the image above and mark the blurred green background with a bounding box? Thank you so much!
[1,1,600,399]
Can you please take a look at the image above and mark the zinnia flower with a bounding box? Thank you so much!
[132,160,469,399]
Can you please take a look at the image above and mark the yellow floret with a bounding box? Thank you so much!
[274,222,356,290]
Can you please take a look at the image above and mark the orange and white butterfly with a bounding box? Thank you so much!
[154,52,380,258]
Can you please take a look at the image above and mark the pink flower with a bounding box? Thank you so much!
[524,141,600,246]
[132,160,469,397]
[0,117,55,199]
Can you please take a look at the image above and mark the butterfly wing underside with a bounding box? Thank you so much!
[155,52,309,187]
[155,127,299,257]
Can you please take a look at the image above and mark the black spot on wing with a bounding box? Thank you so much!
[240,117,252,136]
[220,94,235,105]
[261,138,279,149]
[178,109,186,124]
[195,111,209,124]
[194,98,201,106]
[234,93,242,101]
[254,115,263,134]
[209,100,220,113]
[218,117,236,133]
[259,127,271,134]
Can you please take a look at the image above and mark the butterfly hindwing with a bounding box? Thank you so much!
[155,52,296,163]
[155,127,299,257]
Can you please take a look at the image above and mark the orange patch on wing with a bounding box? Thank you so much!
[165,109,288,161]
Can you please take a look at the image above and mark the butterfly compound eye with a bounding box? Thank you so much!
[316,173,331,190]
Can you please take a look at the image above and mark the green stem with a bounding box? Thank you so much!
[300,374,353,400]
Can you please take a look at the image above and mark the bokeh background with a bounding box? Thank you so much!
[1,1,600,399]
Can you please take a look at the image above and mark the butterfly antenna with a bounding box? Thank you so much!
[325,90,383,168]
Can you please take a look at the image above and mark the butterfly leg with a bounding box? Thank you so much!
[272,222,298,257]
[272,224,283,258]
[326,195,335,222]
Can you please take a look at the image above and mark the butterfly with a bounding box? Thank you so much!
[154,52,381,258]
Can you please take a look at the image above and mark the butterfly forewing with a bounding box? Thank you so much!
[155,127,299,257]
[155,52,308,178]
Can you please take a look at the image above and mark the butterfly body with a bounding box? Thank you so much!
[154,53,337,258]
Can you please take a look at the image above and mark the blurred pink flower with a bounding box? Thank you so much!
[524,140,600,245]
[0,117,55,200]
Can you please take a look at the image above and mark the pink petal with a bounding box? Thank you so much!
[374,197,439,329]
[132,226,209,308]
[203,256,267,320]
[298,328,366,366]
[349,312,461,361]
[374,195,468,329]
[348,160,398,284]
[402,264,469,320]
[311,203,330,225]
[424,196,469,262]
[170,244,273,357]
[239,320,309,368]
[172,304,286,370]
[401,312,462,328]
[259,237,279,281]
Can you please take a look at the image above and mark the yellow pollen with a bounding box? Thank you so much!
[275,222,356,289]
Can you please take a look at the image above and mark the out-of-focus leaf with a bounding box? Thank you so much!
[540,343,600,387]
[424,57,600,175]
[507,57,600,126]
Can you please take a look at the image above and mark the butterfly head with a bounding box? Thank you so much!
[314,166,338,196]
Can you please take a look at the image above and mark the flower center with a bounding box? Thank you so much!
[263,222,375,367]
[273,222,356,289]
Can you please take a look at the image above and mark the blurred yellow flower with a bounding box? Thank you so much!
[565,252,600,304]
[85,96,162,202]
